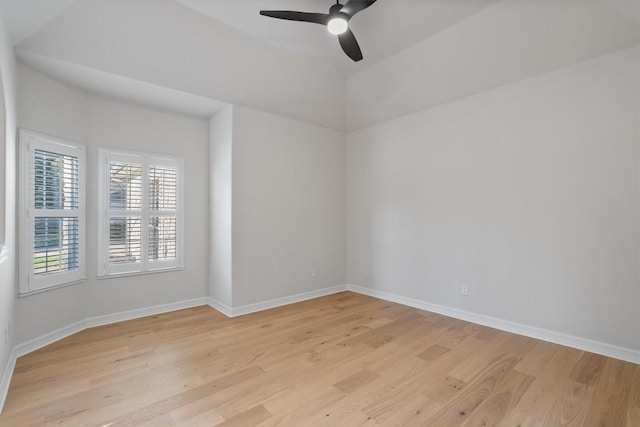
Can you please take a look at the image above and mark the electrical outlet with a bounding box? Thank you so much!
[460,285,469,296]
[311,269,318,278]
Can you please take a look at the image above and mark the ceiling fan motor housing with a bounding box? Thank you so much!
[329,3,346,16]
[259,0,378,61]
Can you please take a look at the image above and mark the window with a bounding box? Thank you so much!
[19,130,86,294]
[98,148,184,276]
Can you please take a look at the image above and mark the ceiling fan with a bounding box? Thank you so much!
[259,0,378,62]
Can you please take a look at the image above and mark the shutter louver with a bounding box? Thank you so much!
[149,166,177,210]
[107,160,143,267]
[149,165,178,262]
[109,217,142,263]
[110,162,142,210]
[32,149,80,277]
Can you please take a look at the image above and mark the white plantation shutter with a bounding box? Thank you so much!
[148,162,178,264]
[99,149,183,276]
[20,130,86,294]
[106,155,143,273]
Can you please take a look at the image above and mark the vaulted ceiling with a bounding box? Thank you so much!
[174,0,502,77]
[1,0,639,130]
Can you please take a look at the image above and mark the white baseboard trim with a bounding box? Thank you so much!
[207,285,348,317]
[1,320,85,415]
[84,297,209,329]
[14,320,86,360]
[0,347,18,416]
[4,283,635,415]
[206,297,234,318]
[0,296,210,414]
[346,284,640,365]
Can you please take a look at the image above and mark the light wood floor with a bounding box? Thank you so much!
[0,292,638,426]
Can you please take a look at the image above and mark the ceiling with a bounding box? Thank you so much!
[1,0,638,130]
[175,0,501,77]
[1,0,77,44]
[2,0,509,77]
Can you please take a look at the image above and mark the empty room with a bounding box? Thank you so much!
[0,0,639,425]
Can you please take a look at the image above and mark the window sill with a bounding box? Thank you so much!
[97,267,184,280]
[19,277,87,298]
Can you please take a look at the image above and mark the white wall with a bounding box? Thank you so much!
[15,65,89,341]
[209,105,233,307]
[346,1,640,130]
[347,47,640,351]
[84,95,210,316]
[15,64,348,340]
[0,1,19,405]
[231,106,346,307]
[15,65,210,342]
[6,6,639,369]
[16,0,347,131]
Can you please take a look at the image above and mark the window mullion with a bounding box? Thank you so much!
[148,210,175,216]
[141,157,150,272]
[106,210,141,217]
[33,209,80,218]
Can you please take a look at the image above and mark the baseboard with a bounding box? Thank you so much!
[0,296,210,414]
[0,347,18,416]
[1,321,85,415]
[206,297,234,317]
[1,287,349,413]
[84,297,210,328]
[4,282,634,416]
[14,320,86,359]
[347,284,640,365]
[207,285,348,318]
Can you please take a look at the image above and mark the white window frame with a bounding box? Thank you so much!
[19,130,86,295]
[98,147,184,277]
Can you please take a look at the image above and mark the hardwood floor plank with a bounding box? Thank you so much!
[514,340,559,375]
[215,405,272,427]
[416,343,451,362]
[0,292,637,427]
[381,394,442,426]
[627,364,640,426]
[460,368,534,426]
[570,351,606,387]
[260,386,345,426]
[174,408,224,427]
[169,396,224,425]
[99,366,265,427]
[421,374,467,404]
[502,346,583,426]
[584,358,636,426]
[424,353,522,425]
[333,369,380,394]
[543,379,596,426]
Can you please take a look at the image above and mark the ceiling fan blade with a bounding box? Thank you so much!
[340,0,377,17]
[338,29,363,62]
[259,11,329,25]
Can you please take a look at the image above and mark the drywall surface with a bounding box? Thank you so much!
[232,106,346,306]
[84,95,210,316]
[209,105,233,307]
[15,65,210,342]
[14,65,88,344]
[347,1,640,130]
[347,47,640,351]
[16,0,347,131]
[0,1,18,397]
